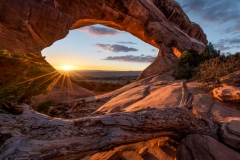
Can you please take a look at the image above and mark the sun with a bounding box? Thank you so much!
[60,65,75,71]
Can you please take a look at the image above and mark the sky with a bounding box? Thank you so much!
[42,0,240,71]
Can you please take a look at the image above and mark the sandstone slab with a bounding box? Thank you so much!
[220,120,240,150]
[176,134,240,160]
[210,101,240,123]
[213,86,240,102]
[227,120,240,136]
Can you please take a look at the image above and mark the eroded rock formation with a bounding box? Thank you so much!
[221,120,240,150]
[0,0,207,79]
[0,82,216,159]
[177,134,240,160]
[213,86,240,102]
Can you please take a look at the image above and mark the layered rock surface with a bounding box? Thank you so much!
[0,77,217,159]
[221,120,240,150]
[82,137,177,160]
[0,0,207,79]
[212,70,240,102]
[177,134,240,160]
[1,70,240,159]
[213,86,240,102]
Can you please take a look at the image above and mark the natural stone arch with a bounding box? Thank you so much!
[0,0,207,79]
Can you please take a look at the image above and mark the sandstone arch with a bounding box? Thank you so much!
[0,2,213,158]
[0,0,207,79]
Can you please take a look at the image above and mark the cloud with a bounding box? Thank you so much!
[117,41,137,44]
[213,37,240,51]
[103,55,155,63]
[151,49,157,52]
[94,43,138,53]
[176,0,240,34]
[213,44,230,51]
[78,26,121,36]
[218,38,240,45]
[232,45,240,49]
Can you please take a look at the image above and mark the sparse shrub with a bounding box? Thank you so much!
[0,49,56,104]
[173,49,203,79]
[173,43,221,80]
[201,42,220,60]
[194,52,240,82]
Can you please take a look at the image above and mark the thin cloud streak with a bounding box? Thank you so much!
[213,37,240,51]
[117,41,137,44]
[78,26,122,36]
[103,55,155,63]
[94,43,138,53]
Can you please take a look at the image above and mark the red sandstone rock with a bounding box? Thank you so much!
[177,134,240,160]
[0,0,207,79]
[213,86,240,102]
[138,146,148,156]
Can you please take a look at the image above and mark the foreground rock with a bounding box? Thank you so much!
[0,82,217,159]
[210,101,240,123]
[220,70,240,87]
[220,120,240,150]
[176,134,240,160]
[0,0,207,79]
[83,137,177,160]
[213,86,240,102]
[92,81,208,115]
[0,105,215,159]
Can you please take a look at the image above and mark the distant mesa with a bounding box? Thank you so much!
[0,0,207,79]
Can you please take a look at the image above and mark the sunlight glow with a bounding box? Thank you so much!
[59,65,75,71]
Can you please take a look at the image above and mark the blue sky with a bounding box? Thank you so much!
[42,26,158,71]
[42,0,240,71]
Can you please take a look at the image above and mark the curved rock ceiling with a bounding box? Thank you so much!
[0,0,207,79]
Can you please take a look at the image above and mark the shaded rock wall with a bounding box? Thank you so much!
[177,134,240,160]
[0,0,207,79]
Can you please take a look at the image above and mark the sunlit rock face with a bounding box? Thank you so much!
[0,0,207,79]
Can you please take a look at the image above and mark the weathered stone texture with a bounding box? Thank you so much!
[0,0,207,79]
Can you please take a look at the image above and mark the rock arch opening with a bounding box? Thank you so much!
[37,24,158,105]
[0,0,207,80]
[0,0,209,109]
[42,24,158,72]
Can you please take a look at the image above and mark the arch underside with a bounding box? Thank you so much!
[0,0,207,79]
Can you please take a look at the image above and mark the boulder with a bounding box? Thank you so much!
[213,86,240,102]
[210,101,240,123]
[227,120,240,136]
[0,0,207,79]
[220,120,240,150]
[176,134,240,160]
